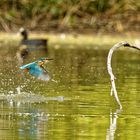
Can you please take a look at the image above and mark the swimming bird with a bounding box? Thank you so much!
[20,57,53,81]
[19,28,48,50]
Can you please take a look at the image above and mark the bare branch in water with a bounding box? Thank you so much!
[107,41,140,109]
[106,108,122,140]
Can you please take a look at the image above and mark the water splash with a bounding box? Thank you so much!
[0,86,70,107]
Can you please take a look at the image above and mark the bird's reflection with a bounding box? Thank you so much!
[106,108,122,140]
[16,45,29,66]
[16,28,48,66]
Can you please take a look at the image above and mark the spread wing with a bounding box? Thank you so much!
[37,71,50,81]
[20,61,36,69]
[20,61,50,81]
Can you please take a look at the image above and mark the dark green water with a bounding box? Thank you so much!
[0,43,140,140]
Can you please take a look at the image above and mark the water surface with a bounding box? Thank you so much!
[0,43,140,140]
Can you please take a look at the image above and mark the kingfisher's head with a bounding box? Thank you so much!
[37,58,53,66]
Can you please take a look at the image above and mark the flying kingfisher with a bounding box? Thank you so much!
[20,57,53,81]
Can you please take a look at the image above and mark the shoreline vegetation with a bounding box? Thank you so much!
[0,0,139,34]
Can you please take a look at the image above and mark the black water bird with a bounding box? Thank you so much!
[19,28,48,50]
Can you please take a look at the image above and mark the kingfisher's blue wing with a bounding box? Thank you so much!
[19,57,47,70]
[20,61,50,81]
[20,61,36,69]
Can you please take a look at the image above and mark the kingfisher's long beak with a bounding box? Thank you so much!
[43,58,53,63]
[45,58,53,60]
[38,58,53,66]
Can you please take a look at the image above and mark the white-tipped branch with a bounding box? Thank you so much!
[107,41,140,109]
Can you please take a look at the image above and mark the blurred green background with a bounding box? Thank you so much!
[0,0,139,33]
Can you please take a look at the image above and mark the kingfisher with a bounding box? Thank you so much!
[20,57,53,81]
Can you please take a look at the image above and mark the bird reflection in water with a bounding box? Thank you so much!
[16,45,29,65]
[16,28,48,66]
[20,57,53,81]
